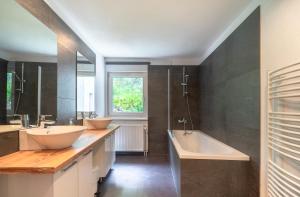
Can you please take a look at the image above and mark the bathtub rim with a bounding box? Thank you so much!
[168,130,250,161]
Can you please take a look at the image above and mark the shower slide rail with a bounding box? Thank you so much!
[267,62,300,197]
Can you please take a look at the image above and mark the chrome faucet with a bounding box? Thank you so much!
[89,112,98,119]
[11,114,29,128]
[38,115,55,128]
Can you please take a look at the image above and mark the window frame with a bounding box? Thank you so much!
[107,72,148,118]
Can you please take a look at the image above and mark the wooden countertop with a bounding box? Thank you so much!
[0,125,22,134]
[0,124,119,174]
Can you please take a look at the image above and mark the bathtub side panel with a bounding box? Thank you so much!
[168,137,181,196]
[181,159,249,197]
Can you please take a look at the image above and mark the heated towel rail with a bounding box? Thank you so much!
[267,62,300,196]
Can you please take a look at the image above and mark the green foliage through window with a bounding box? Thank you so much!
[6,73,12,110]
[112,77,144,113]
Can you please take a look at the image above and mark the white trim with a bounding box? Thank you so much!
[105,57,201,66]
[198,0,261,64]
[106,64,148,72]
[107,72,148,118]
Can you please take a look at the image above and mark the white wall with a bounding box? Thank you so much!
[260,0,300,196]
[95,54,106,117]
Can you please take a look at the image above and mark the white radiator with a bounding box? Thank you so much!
[114,123,148,155]
[267,62,300,196]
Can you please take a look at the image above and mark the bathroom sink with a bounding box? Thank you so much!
[83,117,112,129]
[0,125,22,133]
[26,126,86,149]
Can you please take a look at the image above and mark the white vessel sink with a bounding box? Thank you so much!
[0,125,22,133]
[83,118,112,129]
[26,126,86,149]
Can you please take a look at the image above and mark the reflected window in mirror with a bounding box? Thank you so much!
[6,72,13,112]
[77,52,96,119]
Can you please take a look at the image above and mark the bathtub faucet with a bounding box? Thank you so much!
[178,118,187,134]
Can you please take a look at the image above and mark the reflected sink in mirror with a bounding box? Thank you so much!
[83,117,112,130]
[26,126,86,149]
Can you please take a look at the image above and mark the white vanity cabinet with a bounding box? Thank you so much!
[0,151,95,197]
[54,150,95,197]
[93,132,115,178]
[78,151,94,197]
[53,160,78,197]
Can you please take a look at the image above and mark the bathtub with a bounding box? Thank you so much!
[168,130,250,197]
[168,130,249,161]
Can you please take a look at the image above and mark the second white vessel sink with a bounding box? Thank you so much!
[26,126,86,149]
[83,117,112,129]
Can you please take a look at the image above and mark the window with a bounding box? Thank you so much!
[108,72,147,117]
[76,57,95,115]
[6,72,13,111]
[77,76,95,112]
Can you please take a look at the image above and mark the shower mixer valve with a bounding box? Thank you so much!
[178,118,187,132]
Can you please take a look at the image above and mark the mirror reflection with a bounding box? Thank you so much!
[0,0,57,128]
[76,52,95,119]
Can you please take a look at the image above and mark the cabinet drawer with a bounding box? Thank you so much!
[0,131,19,157]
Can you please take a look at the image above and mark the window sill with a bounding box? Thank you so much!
[111,117,148,121]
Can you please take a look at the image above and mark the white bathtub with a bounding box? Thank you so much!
[168,130,249,161]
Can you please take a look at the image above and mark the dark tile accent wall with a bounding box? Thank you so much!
[148,66,200,156]
[148,66,171,156]
[171,66,200,130]
[41,62,57,119]
[14,62,57,124]
[0,58,8,124]
[198,8,260,196]
[17,0,96,124]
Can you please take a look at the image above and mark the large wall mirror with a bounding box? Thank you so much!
[76,52,96,119]
[0,0,57,127]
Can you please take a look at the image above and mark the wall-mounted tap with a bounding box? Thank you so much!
[178,118,187,133]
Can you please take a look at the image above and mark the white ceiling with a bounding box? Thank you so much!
[44,0,254,61]
[0,0,57,62]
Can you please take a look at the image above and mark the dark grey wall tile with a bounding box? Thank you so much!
[170,152,250,197]
[41,63,57,120]
[14,62,57,124]
[171,66,200,130]
[198,8,260,197]
[149,66,200,156]
[0,58,8,124]
[148,66,170,156]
